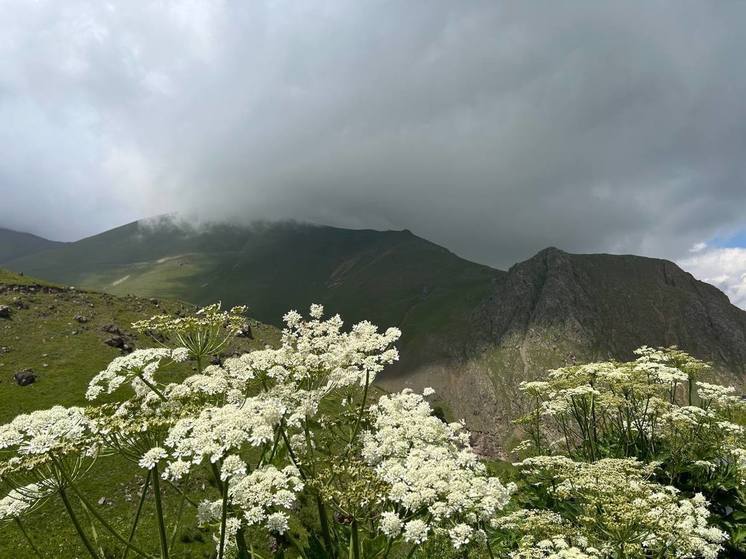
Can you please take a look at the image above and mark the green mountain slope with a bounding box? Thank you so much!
[3,219,499,361]
[0,227,66,263]
[0,268,279,557]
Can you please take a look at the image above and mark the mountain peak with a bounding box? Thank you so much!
[479,248,746,375]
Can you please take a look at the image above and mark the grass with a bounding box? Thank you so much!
[0,270,279,558]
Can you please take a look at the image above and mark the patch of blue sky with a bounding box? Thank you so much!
[709,229,746,248]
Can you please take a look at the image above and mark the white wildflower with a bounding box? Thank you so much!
[138,447,168,470]
[379,511,402,538]
[403,519,429,544]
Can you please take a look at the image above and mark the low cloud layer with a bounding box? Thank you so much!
[2,2,746,300]
[680,246,746,309]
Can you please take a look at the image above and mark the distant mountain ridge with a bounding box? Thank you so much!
[0,227,66,263]
[4,220,746,453]
[1,219,496,354]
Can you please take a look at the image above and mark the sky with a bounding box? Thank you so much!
[1,1,746,307]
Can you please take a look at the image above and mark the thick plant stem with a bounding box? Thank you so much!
[347,371,370,453]
[122,471,152,559]
[235,526,251,559]
[169,474,191,550]
[218,479,229,559]
[381,539,393,559]
[14,517,43,559]
[137,374,167,401]
[349,519,360,559]
[60,487,100,559]
[151,464,170,559]
[316,494,335,558]
[485,537,495,559]
[66,479,153,559]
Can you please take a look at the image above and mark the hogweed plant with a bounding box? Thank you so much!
[132,302,247,371]
[0,304,515,559]
[495,457,726,558]
[512,346,746,556]
[2,302,740,559]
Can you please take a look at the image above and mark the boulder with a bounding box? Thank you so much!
[14,370,36,386]
[0,305,11,319]
[74,315,89,323]
[105,336,125,349]
[102,324,122,335]
[235,322,253,339]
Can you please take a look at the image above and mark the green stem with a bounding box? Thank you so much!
[316,494,335,558]
[380,539,393,559]
[485,536,495,559]
[236,526,251,559]
[137,374,167,401]
[349,519,360,559]
[211,462,225,492]
[66,478,154,559]
[168,474,190,550]
[60,487,100,559]
[347,371,370,453]
[152,464,170,559]
[218,478,229,559]
[14,517,43,559]
[123,471,152,559]
[287,532,310,559]
[279,423,307,480]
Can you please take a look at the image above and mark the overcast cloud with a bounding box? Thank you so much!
[1,1,746,303]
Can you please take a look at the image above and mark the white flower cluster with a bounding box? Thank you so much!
[733,448,746,484]
[228,464,304,534]
[363,389,514,547]
[138,447,168,470]
[162,396,286,478]
[86,348,187,400]
[0,484,43,523]
[697,381,744,409]
[226,305,401,393]
[512,457,726,558]
[196,463,304,540]
[511,538,599,559]
[0,406,97,474]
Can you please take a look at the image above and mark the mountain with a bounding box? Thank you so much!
[0,227,66,263]
[5,220,746,455]
[390,247,746,454]
[478,247,746,373]
[2,218,497,356]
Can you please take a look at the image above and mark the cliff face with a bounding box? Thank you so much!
[477,247,746,374]
[386,247,746,456]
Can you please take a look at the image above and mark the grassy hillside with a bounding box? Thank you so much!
[0,228,65,264]
[3,219,499,364]
[0,269,279,558]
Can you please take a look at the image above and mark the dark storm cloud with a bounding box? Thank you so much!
[2,0,746,271]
